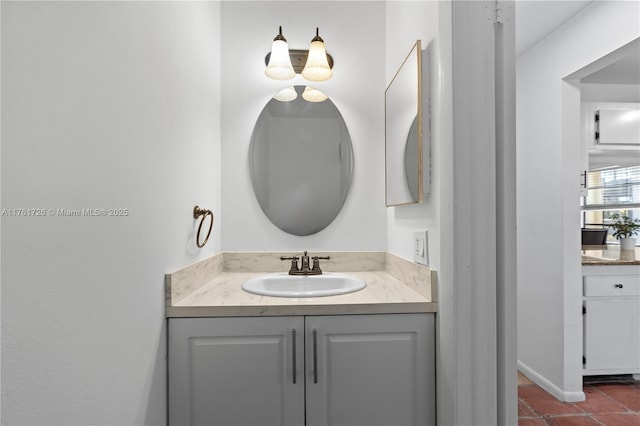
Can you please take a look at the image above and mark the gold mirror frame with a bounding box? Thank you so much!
[385,40,423,206]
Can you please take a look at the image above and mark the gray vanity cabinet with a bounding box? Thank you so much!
[305,314,435,426]
[168,314,435,426]
[168,316,305,426]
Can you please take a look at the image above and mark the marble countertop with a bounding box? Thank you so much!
[166,252,437,317]
[581,245,640,265]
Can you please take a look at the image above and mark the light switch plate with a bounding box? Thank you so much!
[413,231,429,266]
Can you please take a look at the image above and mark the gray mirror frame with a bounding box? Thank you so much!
[385,40,423,206]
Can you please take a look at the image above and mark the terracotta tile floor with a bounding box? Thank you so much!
[518,373,640,425]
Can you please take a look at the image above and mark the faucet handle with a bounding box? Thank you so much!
[311,255,331,273]
[280,256,300,274]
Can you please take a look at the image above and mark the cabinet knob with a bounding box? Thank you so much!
[614,283,624,289]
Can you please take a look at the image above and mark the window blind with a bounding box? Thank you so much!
[584,165,640,211]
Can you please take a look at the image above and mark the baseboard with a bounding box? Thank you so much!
[518,361,586,402]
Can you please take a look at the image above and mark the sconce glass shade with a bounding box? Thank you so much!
[273,86,298,102]
[302,86,328,103]
[265,27,295,80]
[301,28,332,82]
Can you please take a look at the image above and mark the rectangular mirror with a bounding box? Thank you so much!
[385,40,423,206]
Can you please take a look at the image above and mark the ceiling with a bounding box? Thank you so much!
[515,2,640,88]
[582,51,640,85]
[515,1,639,84]
[515,0,593,57]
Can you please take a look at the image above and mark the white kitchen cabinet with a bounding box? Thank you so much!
[580,102,640,176]
[582,266,640,376]
[584,299,640,372]
[169,314,435,426]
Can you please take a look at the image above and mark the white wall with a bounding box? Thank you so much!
[517,0,639,401]
[385,2,442,266]
[1,2,221,424]
[220,1,387,252]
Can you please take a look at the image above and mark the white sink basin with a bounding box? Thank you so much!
[242,272,366,298]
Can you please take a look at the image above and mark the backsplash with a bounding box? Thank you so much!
[166,254,223,305]
[386,253,437,300]
[222,251,386,273]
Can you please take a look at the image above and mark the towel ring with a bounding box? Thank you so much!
[193,206,214,248]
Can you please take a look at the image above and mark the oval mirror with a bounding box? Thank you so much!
[249,85,354,236]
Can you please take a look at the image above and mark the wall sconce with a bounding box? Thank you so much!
[264,26,334,82]
[264,26,296,80]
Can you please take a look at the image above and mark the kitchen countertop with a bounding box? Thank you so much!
[581,245,640,265]
[166,252,437,317]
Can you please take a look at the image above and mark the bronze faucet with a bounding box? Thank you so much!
[280,251,331,275]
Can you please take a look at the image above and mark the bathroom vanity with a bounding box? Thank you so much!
[581,246,640,377]
[166,252,437,426]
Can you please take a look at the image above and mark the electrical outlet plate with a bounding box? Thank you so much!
[413,231,429,266]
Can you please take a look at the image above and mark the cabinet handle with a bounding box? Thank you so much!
[614,283,624,289]
[580,171,587,188]
[292,329,297,384]
[312,329,318,384]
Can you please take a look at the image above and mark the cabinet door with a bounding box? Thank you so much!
[168,317,305,426]
[584,299,640,372]
[305,314,435,426]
